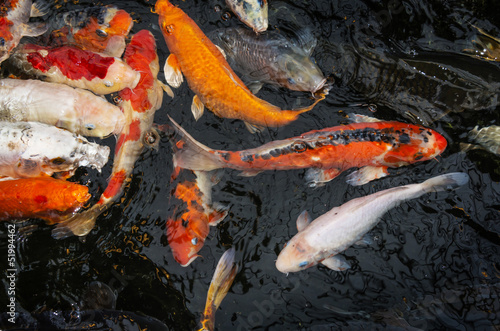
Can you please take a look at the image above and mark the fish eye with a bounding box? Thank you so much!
[258,0,267,7]
[0,37,5,47]
[191,237,198,245]
[95,29,108,38]
[298,261,308,268]
[85,124,96,130]
[287,78,296,85]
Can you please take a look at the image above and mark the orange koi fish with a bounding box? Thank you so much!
[199,248,237,331]
[45,5,133,57]
[0,0,48,64]
[9,43,140,95]
[155,0,326,132]
[167,167,228,267]
[52,29,167,239]
[0,177,91,222]
[165,115,447,187]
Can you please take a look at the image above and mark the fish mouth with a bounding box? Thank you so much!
[312,78,328,94]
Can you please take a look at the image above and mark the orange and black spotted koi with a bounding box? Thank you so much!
[166,167,228,267]
[165,116,448,187]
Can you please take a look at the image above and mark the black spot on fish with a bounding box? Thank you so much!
[261,153,272,160]
[241,154,254,163]
[51,157,67,165]
[399,133,411,144]
[269,149,282,157]
[291,141,307,153]
[414,152,424,160]
[220,152,231,161]
[181,219,189,228]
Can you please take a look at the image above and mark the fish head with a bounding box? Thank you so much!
[276,53,326,93]
[381,125,447,166]
[167,217,209,267]
[276,237,319,273]
[226,0,268,33]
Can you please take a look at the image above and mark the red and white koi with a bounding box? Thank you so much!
[0,78,125,137]
[167,167,228,267]
[276,172,469,273]
[9,43,140,95]
[52,29,167,239]
[0,121,109,178]
[165,116,448,187]
[0,0,48,64]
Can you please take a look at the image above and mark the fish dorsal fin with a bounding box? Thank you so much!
[305,168,342,187]
[159,80,175,98]
[296,210,312,232]
[321,255,351,271]
[164,54,184,88]
[191,95,205,121]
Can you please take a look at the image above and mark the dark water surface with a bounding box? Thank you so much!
[1,0,500,330]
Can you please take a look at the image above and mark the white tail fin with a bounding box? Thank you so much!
[420,172,470,193]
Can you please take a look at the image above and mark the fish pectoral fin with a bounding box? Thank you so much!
[23,22,49,37]
[164,54,184,88]
[296,210,312,232]
[321,255,351,271]
[159,80,175,98]
[347,113,383,123]
[30,0,50,17]
[244,121,266,134]
[305,168,341,187]
[208,205,229,226]
[239,170,263,177]
[354,234,374,246]
[215,45,227,59]
[247,82,264,95]
[346,166,389,186]
[191,95,205,121]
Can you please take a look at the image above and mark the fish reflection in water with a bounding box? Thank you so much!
[323,41,500,125]
[208,27,326,94]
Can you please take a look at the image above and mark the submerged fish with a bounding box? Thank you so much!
[52,30,166,239]
[0,0,48,64]
[199,248,238,331]
[0,177,91,222]
[8,43,140,95]
[155,0,326,132]
[167,167,228,266]
[463,25,500,62]
[165,116,447,187]
[43,5,133,57]
[208,27,326,94]
[0,121,109,178]
[225,0,268,33]
[275,172,469,273]
[461,125,500,155]
[0,78,125,137]
[325,42,499,125]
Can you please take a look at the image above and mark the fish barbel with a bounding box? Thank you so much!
[225,0,268,33]
[0,177,91,223]
[8,43,140,95]
[275,172,469,273]
[0,0,48,64]
[0,121,110,178]
[199,248,238,331]
[44,5,133,57]
[208,27,326,94]
[167,167,228,266]
[155,0,326,132]
[163,115,447,187]
[0,78,125,137]
[52,29,166,239]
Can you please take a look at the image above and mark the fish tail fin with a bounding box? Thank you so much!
[291,84,329,115]
[420,172,470,194]
[51,204,107,239]
[160,117,226,171]
[200,248,238,331]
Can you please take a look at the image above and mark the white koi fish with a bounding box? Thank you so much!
[0,121,110,178]
[0,78,125,137]
[276,172,469,273]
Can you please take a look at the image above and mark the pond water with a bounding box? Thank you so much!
[1,0,500,330]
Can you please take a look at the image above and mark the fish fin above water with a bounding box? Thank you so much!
[23,22,49,37]
[244,121,265,133]
[347,113,383,123]
[346,166,389,186]
[159,80,175,98]
[239,170,263,177]
[191,95,205,121]
[305,168,342,187]
[296,210,312,232]
[321,255,351,271]
[164,54,184,88]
